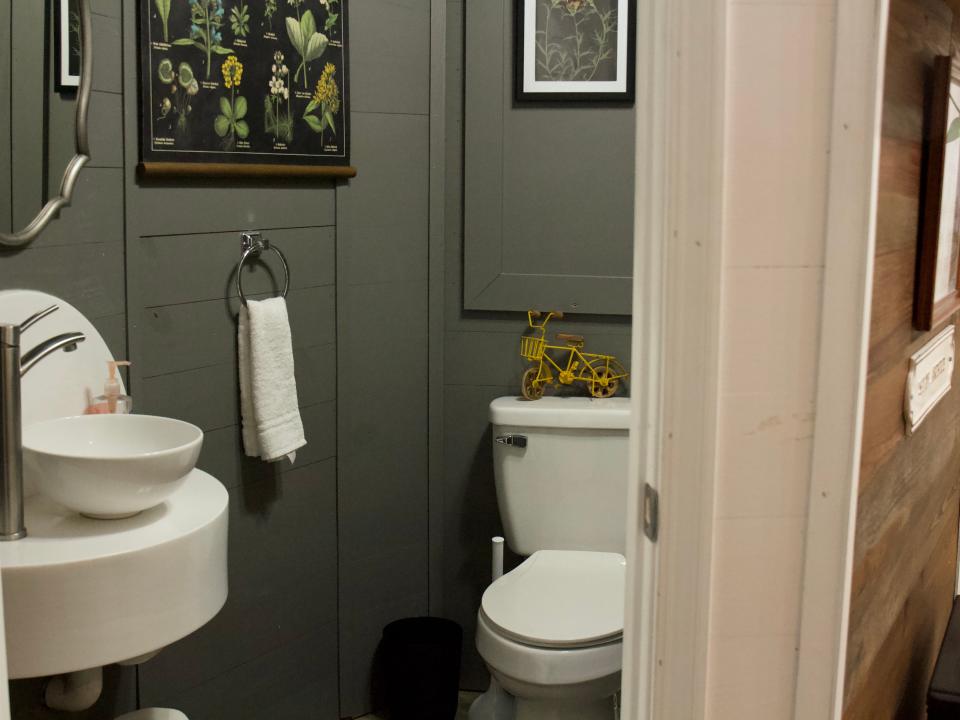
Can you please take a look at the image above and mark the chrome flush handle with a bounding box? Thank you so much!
[495,434,527,448]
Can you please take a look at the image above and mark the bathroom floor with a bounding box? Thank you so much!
[358,691,479,719]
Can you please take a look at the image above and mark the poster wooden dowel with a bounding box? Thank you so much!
[138,162,357,179]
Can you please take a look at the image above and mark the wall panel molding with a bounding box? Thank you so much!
[463,0,634,315]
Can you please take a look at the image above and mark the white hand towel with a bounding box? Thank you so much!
[237,305,261,458]
[238,298,306,463]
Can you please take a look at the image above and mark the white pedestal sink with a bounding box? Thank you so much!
[0,470,228,679]
[0,290,230,682]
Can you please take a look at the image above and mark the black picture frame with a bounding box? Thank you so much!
[514,0,636,103]
[54,0,82,93]
[137,0,354,178]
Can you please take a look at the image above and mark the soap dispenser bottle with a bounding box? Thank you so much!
[88,361,132,414]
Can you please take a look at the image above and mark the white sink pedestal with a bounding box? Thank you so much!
[1,470,228,680]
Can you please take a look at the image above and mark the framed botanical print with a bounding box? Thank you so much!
[515,0,636,103]
[916,54,960,331]
[54,0,82,92]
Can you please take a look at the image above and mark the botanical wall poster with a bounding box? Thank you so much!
[515,0,636,102]
[55,0,82,92]
[139,0,350,170]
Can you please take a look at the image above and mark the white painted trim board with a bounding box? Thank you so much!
[794,0,889,717]
[621,0,726,716]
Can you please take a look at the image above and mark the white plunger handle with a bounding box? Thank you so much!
[492,536,505,581]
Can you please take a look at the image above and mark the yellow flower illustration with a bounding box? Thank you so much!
[222,55,243,89]
[312,63,340,114]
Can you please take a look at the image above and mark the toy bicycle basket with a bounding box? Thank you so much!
[520,335,546,361]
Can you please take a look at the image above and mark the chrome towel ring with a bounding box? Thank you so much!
[237,231,290,306]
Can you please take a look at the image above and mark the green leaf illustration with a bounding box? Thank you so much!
[304,32,329,63]
[155,0,171,42]
[219,96,233,119]
[324,111,336,134]
[230,3,250,38]
[304,114,325,133]
[234,96,248,120]
[300,10,317,40]
[264,97,277,133]
[214,114,231,137]
[177,62,195,88]
[305,99,320,114]
[235,120,250,139]
[948,117,960,144]
[157,58,175,84]
[287,11,328,87]
[286,17,304,54]
[324,12,338,31]
[175,1,232,79]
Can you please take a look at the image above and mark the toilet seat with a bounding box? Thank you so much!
[480,550,626,649]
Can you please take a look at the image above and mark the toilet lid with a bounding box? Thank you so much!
[480,550,626,648]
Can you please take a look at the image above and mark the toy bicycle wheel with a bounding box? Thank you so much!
[588,365,620,398]
[522,367,546,400]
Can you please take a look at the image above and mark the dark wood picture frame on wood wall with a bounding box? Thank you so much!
[515,0,636,103]
[916,54,960,331]
[136,0,356,180]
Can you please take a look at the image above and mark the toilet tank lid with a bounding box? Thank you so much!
[489,396,631,430]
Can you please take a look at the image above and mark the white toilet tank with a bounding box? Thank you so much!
[490,396,631,556]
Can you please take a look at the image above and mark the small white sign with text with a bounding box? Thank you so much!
[905,324,955,434]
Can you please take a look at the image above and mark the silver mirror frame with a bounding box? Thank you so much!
[0,0,92,248]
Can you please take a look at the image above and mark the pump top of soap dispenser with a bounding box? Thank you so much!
[102,360,131,414]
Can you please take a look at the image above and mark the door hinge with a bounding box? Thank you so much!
[643,483,659,542]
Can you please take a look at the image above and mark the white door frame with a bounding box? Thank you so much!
[621,0,726,717]
[620,0,889,718]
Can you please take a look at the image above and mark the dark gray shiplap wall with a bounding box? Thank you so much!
[123,12,341,715]
[443,0,633,688]
[4,0,432,718]
[335,1,432,713]
[122,1,432,718]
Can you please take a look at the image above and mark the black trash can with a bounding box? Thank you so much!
[382,617,463,720]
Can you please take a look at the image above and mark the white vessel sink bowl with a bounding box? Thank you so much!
[23,415,203,519]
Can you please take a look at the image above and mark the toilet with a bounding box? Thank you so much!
[472,396,631,720]
[115,711,188,720]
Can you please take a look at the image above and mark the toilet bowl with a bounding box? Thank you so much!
[474,550,625,720]
[115,710,188,720]
[475,397,632,720]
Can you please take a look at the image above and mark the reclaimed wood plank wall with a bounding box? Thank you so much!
[844,0,960,716]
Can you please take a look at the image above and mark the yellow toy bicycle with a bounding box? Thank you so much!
[520,310,629,400]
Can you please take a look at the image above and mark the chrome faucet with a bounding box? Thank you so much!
[0,305,86,541]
